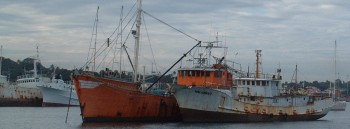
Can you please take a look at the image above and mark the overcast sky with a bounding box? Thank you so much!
[1,0,350,82]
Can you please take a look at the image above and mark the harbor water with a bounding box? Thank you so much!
[0,104,350,129]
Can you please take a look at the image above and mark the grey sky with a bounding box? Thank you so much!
[1,0,349,82]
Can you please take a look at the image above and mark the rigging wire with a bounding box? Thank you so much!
[142,13,158,72]
[109,2,137,39]
[82,2,202,77]
[96,17,137,71]
[81,7,137,71]
[143,10,199,42]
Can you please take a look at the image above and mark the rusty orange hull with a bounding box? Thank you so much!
[72,75,181,122]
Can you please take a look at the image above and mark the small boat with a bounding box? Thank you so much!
[330,41,346,111]
[172,48,334,122]
[37,74,79,106]
[331,101,346,111]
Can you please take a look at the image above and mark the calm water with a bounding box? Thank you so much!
[1,104,350,129]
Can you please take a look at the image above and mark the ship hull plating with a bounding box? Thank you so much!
[180,108,328,122]
[72,75,181,123]
[0,98,42,107]
[173,85,333,122]
[0,84,42,107]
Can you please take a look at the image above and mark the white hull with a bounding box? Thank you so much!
[174,85,334,122]
[331,101,346,111]
[37,85,79,106]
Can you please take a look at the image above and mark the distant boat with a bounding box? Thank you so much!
[37,74,79,106]
[330,40,346,111]
[331,101,346,111]
[0,46,43,107]
[71,0,181,122]
[172,48,334,122]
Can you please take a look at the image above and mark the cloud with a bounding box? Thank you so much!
[0,0,350,82]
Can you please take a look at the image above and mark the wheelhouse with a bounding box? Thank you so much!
[177,64,233,88]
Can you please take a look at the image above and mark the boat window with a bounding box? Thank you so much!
[257,81,261,86]
[276,82,279,86]
[252,81,255,85]
[206,71,210,77]
[273,99,278,103]
[267,81,269,86]
[250,96,256,101]
[247,81,250,85]
[196,71,200,77]
[179,71,183,76]
[214,70,222,78]
[237,80,241,85]
[262,81,266,86]
[201,71,205,76]
[220,96,226,107]
[242,80,245,85]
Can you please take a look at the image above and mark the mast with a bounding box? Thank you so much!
[255,50,262,78]
[333,40,336,100]
[34,45,39,78]
[0,45,2,75]
[347,74,349,96]
[295,64,298,83]
[134,0,142,82]
[93,6,99,72]
[119,6,123,78]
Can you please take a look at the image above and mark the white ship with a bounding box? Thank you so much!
[37,74,79,106]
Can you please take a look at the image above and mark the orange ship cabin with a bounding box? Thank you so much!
[177,68,233,88]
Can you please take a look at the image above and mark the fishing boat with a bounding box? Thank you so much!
[37,74,79,106]
[172,48,334,122]
[71,0,181,122]
[0,46,43,106]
